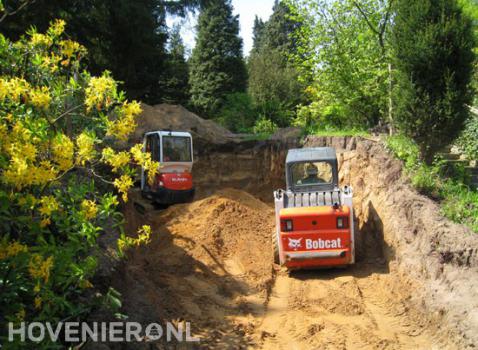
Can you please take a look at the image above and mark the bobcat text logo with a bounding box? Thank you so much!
[305,238,342,249]
[171,177,188,182]
[288,238,303,249]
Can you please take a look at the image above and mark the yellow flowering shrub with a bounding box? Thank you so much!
[76,132,96,165]
[106,101,141,140]
[113,175,134,202]
[102,147,130,172]
[118,225,152,255]
[130,143,160,184]
[85,72,117,112]
[0,20,156,345]
[51,134,74,171]
[81,199,98,219]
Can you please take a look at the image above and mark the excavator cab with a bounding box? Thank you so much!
[273,147,355,269]
[141,131,195,205]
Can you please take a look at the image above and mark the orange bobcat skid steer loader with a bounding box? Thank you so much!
[273,147,355,269]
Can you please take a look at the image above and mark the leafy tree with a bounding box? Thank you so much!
[189,0,247,116]
[251,15,266,54]
[288,0,392,129]
[248,49,302,126]
[248,1,305,127]
[158,24,190,105]
[0,0,202,103]
[262,0,301,54]
[392,0,475,163]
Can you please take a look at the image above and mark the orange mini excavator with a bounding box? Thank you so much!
[141,130,195,205]
[273,147,355,269]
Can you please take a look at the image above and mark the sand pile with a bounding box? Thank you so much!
[131,103,236,145]
[115,188,275,347]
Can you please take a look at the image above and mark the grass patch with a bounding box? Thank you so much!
[241,132,273,141]
[306,125,371,137]
[385,135,478,232]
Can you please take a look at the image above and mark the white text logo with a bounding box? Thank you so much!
[305,238,342,249]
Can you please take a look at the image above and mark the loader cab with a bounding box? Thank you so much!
[141,130,195,205]
[286,147,339,192]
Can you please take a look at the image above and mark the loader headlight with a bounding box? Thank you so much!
[337,216,348,229]
[281,219,293,232]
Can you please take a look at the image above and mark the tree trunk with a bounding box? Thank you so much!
[388,63,394,135]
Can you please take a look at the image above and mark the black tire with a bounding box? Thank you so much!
[272,230,280,264]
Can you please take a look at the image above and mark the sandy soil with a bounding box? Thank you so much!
[111,187,453,349]
[256,266,439,350]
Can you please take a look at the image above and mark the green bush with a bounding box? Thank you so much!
[458,113,478,161]
[386,135,478,232]
[385,135,420,170]
[253,117,278,134]
[216,93,257,133]
[441,181,478,232]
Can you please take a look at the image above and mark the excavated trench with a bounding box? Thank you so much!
[100,136,478,349]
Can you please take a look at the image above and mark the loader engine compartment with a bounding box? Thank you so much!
[101,136,478,349]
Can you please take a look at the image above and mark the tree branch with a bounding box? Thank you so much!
[0,0,36,23]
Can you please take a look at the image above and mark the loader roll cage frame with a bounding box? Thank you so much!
[285,147,339,192]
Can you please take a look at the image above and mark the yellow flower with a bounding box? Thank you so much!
[76,132,96,165]
[41,53,62,73]
[122,100,142,117]
[0,79,8,101]
[137,225,152,245]
[113,175,133,202]
[106,116,135,141]
[29,86,51,109]
[16,308,26,321]
[6,241,28,257]
[3,156,29,188]
[105,101,141,140]
[130,144,159,184]
[6,78,30,102]
[40,217,51,227]
[117,225,152,253]
[48,19,66,37]
[85,73,117,112]
[30,33,52,47]
[33,161,58,185]
[102,147,130,172]
[0,241,28,260]
[81,199,97,220]
[29,254,54,283]
[39,195,59,217]
[52,134,74,171]
[59,40,84,58]
[34,296,42,310]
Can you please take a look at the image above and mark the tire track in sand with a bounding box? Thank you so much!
[254,265,445,350]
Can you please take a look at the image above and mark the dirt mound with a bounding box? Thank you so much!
[270,127,302,141]
[115,188,275,347]
[131,103,236,144]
